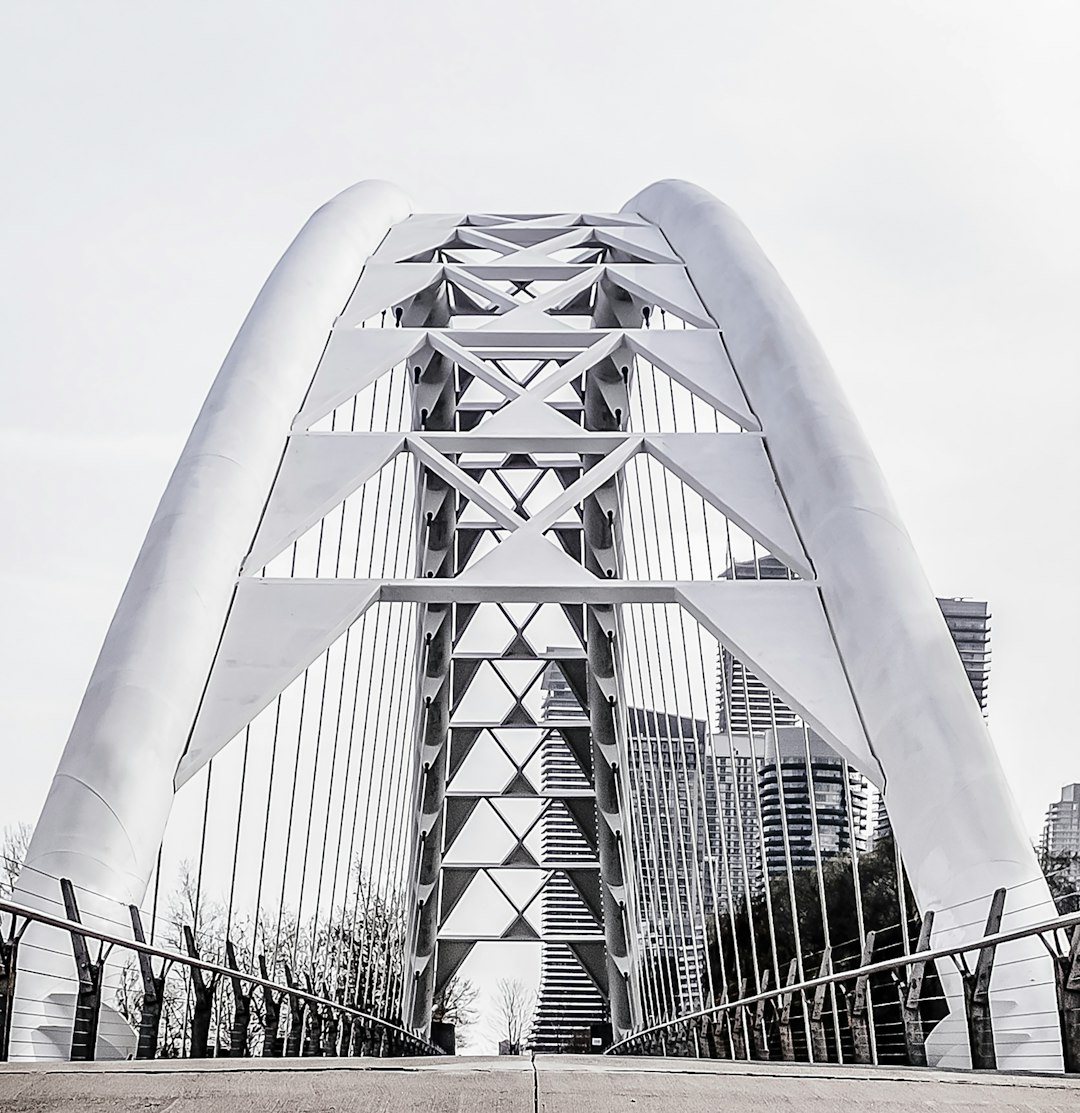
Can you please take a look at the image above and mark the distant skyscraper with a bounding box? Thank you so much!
[708,733,762,903]
[529,660,607,1053]
[714,556,871,882]
[937,598,991,714]
[626,705,714,1015]
[1040,784,1080,889]
[530,668,718,1039]
[758,728,869,874]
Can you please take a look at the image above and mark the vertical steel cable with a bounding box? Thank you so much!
[341,612,382,1001]
[271,540,312,967]
[290,632,331,959]
[657,357,722,1012]
[352,541,407,1010]
[618,456,678,1019]
[327,371,397,990]
[720,516,776,1026]
[363,466,416,1010]
[193,761,213,941]
[613,473,665,1023]
[622,391,682,1018]
[251,696,284,968]
[351,604,395,1007]
[841,754,874,1061]
[304,405,365,966]
[652,514,715,1009]
[370,602,418,1017]
[680,350,743,1044]
[626,438,697,1015]
[797,716,845,1060]
[694,619,744,1052]
[379,603,420,1018]
[894,839,912,958]
[747,541,804,1004]
[149,847,163,946]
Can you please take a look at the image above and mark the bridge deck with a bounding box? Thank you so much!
[1,1056,1078,1112]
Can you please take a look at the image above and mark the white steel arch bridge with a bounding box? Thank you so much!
[4,180,1071,1073]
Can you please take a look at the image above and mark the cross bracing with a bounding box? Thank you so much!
[8,181,1064,1072]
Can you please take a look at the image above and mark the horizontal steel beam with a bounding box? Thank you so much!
[252,578,821,605]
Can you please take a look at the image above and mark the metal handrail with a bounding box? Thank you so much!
[606,906,1080,1054]
[0,895,441,1057]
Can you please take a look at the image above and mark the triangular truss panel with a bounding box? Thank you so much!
[244,433,407,573]
[295,328,427,431]
[256,449,417,580]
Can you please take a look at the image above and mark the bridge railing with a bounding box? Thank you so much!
[0,891,442,1062]
[607,901,1080,1072]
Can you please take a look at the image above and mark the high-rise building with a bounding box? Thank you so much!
[713,556,871,883]
[528,660,607,1053]
[758,728,869,874]
[708,733,762,903]
[870,792,891,847]
[937,598,991,714]
[531,661,719,1036]
[1040,784,1080,889]
[626,706,715,1015]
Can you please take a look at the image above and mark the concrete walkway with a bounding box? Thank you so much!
[1,1055,1079,1111]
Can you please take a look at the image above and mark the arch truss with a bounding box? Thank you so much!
[13,181,1062,1071]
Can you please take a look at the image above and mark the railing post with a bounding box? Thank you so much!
[778,958,797,1062]
[717,1004,735,1061]
[224,941,250,1057]
[751,968,771,1061]
[183,926,218,1058]
[849,930,877,1065]
[129,906,166,1060]
[956,888,1005,1070]
[703,1016,718,1059]
[303,972,323,1056]
[809,947,832,1064]
[60,879,105,1062]
[258,954,283,1057]
[283,963,305,1057]
[323,984,341,1058]
[1050,922,1080,1073]
[735,978,750,1059]
[712,991,732,1059]
[899,910,934,1067]
[0,912,28,1063]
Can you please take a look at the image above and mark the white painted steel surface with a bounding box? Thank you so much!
[11,179,1060,1070]
[12,180,411,1059]
[626,179,1060,1071]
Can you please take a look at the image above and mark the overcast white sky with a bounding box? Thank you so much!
[2,0,1078,900]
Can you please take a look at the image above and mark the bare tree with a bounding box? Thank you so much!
[1,821,32,897]
[432,974,479,1046]
[488,977,534,1054]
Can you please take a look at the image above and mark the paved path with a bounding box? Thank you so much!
[2,1055,1079,1111]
